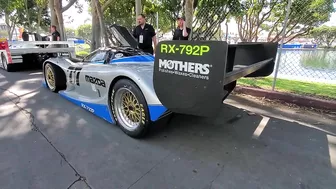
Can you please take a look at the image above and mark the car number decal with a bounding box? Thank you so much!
[67,66,82,86]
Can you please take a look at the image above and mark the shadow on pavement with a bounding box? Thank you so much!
[0,69,335,189]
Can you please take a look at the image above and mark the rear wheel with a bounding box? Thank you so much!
[110,79,150,138]
[43,63,66,92]
[1,53,13,72]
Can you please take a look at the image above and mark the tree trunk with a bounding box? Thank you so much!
[24,0,33,31]
[135,0,141,24]
[185,0,194,29]
[91,0,101,51]
[54,0,66,40]
[93,0,110,47]
[49,0,60,31]
[5,14,14,40]
[37,8,43,32]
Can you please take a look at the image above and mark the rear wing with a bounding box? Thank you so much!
[7,40,76,57]
[153,40,278,117]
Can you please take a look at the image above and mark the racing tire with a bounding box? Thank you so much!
[1,52,14,72]
[43,62,66,93]
[110,79,151,138]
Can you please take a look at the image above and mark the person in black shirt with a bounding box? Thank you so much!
[173,16,191,40]
[49,25,61,57]
[132,14,157,55]
[50,25,61,41]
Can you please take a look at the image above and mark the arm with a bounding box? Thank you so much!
[150,26,157,51]
[182,21,188,37]
[186,28,191,40]
[56,31,61,41]
[153,36,157,49]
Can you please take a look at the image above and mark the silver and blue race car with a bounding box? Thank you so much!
[42,25,278,138]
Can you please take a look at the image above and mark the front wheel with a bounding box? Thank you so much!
[1,52,13,72]
[110,79,151,138]
[43,63,66,92]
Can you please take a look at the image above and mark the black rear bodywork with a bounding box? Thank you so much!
[110,25,278,118]
[152,40,278,117]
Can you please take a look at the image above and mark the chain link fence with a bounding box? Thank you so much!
[152,0,336,100]
[271,0,336,86]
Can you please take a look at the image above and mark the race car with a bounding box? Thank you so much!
[42,25,278,138]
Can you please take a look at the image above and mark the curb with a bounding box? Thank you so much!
[233,86,336,111]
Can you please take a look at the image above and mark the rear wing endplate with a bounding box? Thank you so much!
[153,40,278,117]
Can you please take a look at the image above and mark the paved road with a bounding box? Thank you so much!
[0,68,335,189]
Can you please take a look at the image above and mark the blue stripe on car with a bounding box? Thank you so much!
[59,91,115,124]
[110,55,154,63]
[148,105,168,121]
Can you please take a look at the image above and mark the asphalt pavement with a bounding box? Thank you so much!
[0,68,335,189]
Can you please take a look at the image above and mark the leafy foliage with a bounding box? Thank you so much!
[270,0,334,43]
[76,23,92,42]
[65,27,76,37]
[0,0,25,39]
[192,0,239,40]
[102,0,180,34]
[233,0,335,43]
[310,25,336,48]
[18,0,50,31]
[0,0,50,35]
[103,0,135,30]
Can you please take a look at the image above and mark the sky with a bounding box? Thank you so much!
[63,0,91,28]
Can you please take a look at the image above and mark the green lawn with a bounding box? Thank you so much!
[75,44,91,57]
[237,77,336,100]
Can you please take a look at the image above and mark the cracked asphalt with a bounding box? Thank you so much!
[0,68,335,189]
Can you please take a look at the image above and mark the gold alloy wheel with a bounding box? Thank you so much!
[122,91,141,123]
[45,64,56,90]
[114,88,143,131]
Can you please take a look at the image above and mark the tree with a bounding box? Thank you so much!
[191,0,240,40]
[35,0,50,32]
[0,0,51,39]
[76,24,92,43]
[234,0,280,42]
[93,0,109,47]
[233,0,335,43]
[18,0,50,32]
[90,0,167,50]
[49,0,80,40]
[90,0,116,51]
[185,0,194,28]
[103,0,135,30]
[65,27,76,37]
[158,0,184,35]
[0,0,23,40]
[310,25,336,48]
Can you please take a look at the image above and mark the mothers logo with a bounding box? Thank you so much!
[158,59,212,80]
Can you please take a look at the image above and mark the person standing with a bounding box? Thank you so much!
[49,25,61,57]
[173,16,191,40]
[50,25,61,41]
[132,14,157,55]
